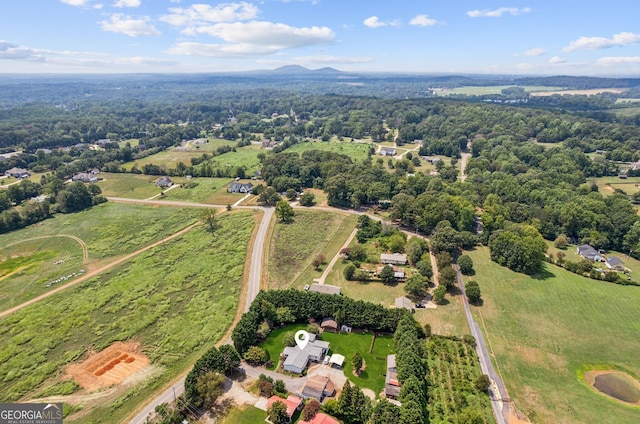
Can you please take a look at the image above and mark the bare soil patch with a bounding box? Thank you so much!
[584,370,640,406]
[67,341,149,391]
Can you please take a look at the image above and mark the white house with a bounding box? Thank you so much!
[282,334,330,374]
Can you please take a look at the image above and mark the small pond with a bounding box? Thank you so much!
[587,370,640,405]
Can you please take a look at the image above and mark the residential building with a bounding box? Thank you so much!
[422,156,442,165]
[266,395,302,423]
[380,253,407,265]
[156,176,174,188]
[228,182,254,193]
[576,244,602,262]
[72,172,98,183]
[605,256,625,271]
[308,283,341,295]
[395,297,414,311]
[282,334,330,374]
[380,147,397,156]
[376,265,405,281]
[301,375,336,401]
[299,413,340,424]
[4,167,30,179]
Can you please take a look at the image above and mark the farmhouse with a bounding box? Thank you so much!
[605,256,625,271]
[301,375,336,401]
[228,182,253,193]
[282,334,330,374]
[72,172,98,183]
[380,253,407,265]
[4,167,30,179]
[156,176,173,188]
[576,244,602,262]
[384,354,401,400]
[299,412,340,424]
[308,283,341,295]
[266,395,302,423]
[380,147,397,156]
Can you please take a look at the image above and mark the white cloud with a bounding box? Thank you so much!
[166,22,333,57]
[467,7,531,18]
[564,32,640,52]
[521,47,545,57]
[597,56,640,67]
[363,16,400,28]
[549,56,566,64]
[409,14,439,27]
[160,2,259,28]
[100,14,161,36]
[193,21,334,48]
[112,0,141,7]
[60,0,91,6]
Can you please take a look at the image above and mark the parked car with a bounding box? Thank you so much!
[304,284,310,291]
[415,303,425,308]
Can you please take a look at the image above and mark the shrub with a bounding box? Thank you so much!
[344,264,356,281]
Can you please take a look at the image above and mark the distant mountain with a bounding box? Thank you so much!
[269,65,344,75]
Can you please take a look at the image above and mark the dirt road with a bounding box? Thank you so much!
[0,223,199,320]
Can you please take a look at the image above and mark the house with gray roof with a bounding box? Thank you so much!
[384,354,401,400]
[380,253,407,265]
[4,167,30,179]
[380,147,397,156]
[282,333,330,374]
[576,244,602,262]
[605,256,625,271]
[228,181,253,193]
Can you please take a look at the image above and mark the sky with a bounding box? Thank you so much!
[1,0,640,75]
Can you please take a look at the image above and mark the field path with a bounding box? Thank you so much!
[314,227,358,285]
[0,222,199,320]
[3,234,89,263]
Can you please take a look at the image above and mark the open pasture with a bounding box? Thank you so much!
[465,246,640,424]
[0,211,256,423]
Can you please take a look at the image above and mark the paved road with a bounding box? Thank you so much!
[128,206,273,424]
[455,265,509,424]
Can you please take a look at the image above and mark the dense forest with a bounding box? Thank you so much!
[3,75,640,267]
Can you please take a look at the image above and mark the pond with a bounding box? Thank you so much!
[587,370,640,405]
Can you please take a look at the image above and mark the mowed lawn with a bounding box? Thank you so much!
[0,203,202,311]
[160,177,246,204]
[285,140,374,162]
[267,211,358,290]
[96,172,178,199]
[0,212,257,423]
[220,405,266,424]
[465,246,640,424]
[260,323,394,396]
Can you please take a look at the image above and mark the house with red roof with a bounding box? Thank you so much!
[266,395,302,423]
[299,412,340,424]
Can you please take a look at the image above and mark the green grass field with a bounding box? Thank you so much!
[285,140,374,162]
[96,172,179,199]
[159,177,247,204]
[220,405,266,424]
[322,332,395,395]
[591,176,640,197]
[0,203,203,311]
[267,211,358,290]
[0,211,256,423]
[465,246,640,424]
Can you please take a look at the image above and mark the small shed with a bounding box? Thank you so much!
[320,317,338,332]
[328,354,345,369]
